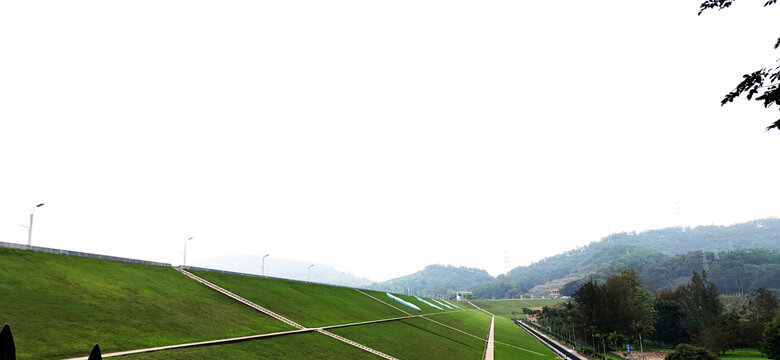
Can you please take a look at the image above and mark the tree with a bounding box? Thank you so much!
[680,271,722,336]
[665,344,718,360]
[573,270,656,350]
[762,314,780,359]
[653,289,689,345]
[698,0,780,131]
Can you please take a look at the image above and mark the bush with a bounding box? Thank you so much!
[664,344,717,360]
[762,314,780,360]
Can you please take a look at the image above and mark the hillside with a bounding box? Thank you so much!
[371,218,780,299]
[193,255,373,287]
[1,245,555,359]
[476,219,780,298]
[0,247,292,359]
[370,264,493,298]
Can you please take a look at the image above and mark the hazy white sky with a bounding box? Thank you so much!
[2,0,779,281]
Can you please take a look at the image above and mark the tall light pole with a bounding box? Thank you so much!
[341,272,345,286]
[308,264,315,282]
[183,237,193,266]
[27,203,44,247]
[261,254,269,276]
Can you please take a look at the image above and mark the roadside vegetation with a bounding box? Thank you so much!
[529,268,779,359]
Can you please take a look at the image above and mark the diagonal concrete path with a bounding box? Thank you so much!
[176,268,399,359]
[177,268,305,329]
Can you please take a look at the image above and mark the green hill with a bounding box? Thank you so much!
[474,219,780,298]
[0,247,292,359]
[0,246,556,360]
[370,264,493,298]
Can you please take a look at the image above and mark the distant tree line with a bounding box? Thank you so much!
[533,269,780,359]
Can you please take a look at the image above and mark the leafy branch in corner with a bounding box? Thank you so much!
[699,0,780,131]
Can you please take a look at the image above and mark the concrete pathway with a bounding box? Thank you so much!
[466,301,496,360]
[177,268,305,329]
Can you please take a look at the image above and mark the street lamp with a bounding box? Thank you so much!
[27,203,44,247]
[308,264,315,282]
[261,254,269,276]
[183,237,193,266]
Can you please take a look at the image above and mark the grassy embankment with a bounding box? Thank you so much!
[119,331,382,359]
[193,268,556,359]
[471,298,569,319]
[0,247,293,359]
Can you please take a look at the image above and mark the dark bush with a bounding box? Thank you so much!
[664,344,717,360]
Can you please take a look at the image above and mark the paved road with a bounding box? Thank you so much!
[514,319,585,360]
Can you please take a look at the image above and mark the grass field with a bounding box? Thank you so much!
[493,316,558,359]
[0,248,293,359]
[192,270,409,327]
[1,247,561,359]
[119,331,382,359]
[720,349,768,360]
[471,299,569,319]
[331,316,485,359]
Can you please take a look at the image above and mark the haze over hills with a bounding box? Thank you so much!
[367,264,492,297]
[193,255,373,288]
[372,218,780,299]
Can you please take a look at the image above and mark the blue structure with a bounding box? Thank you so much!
[386,293,421,312]
[415,296,443,310]
[432,299,453,309]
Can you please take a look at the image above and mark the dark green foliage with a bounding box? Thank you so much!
[476,219,780,299]
[751,288,779,324]
[698,0,780,131]
[680,272,722,336]
[665,344,717,360]
[763,314,780,359]
[569,270,656,350]
[653,289,689,345]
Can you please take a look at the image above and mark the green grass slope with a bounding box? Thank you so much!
[493,316,557,359]
[331,316,485,360]
[471,299,568,319]
[191,270,408,327]
[118,331,382,359]
[0,248,293,359]
[357,289,461,315]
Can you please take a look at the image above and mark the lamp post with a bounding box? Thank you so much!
[183,237,193,266]
[308,264,315,282]
[340,272,345,286]
[27,203,44,247]
[261,254,269,276]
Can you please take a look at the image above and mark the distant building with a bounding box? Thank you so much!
[549,289,560,298]
[456,291,473,301]
[525,306,544,322]
[518,294,524,300]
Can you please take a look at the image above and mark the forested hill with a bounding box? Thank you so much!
[373,219,780,299]
[370,264,492,297]
[475,218,780,298]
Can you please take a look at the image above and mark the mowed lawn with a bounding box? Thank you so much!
[471,299,569,319]
[117,331,383,359]
[191,270,408,328]
[493,316,557,360]
[331,317,485,360]
[719,349,769,360]
[0,248,293,359]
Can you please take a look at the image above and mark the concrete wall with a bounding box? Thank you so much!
[0,241,171,267]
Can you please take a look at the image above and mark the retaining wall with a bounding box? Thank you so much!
[0,241,171,267]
